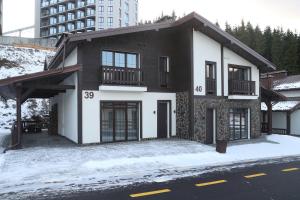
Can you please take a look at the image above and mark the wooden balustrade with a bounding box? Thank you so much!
[102,66,143,86]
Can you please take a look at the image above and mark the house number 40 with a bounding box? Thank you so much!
[84,92,94,99]
[195,86,202,92]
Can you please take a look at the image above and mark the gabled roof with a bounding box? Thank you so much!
[273,75,300,91]
[51,12,276,72]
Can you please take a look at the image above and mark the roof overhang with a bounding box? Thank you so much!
[261,86,287,102]
[0,65,81,101]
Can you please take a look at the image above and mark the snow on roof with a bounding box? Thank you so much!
[262,101,300,111]
[273,75,300,91]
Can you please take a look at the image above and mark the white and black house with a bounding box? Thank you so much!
[0,12,277,147]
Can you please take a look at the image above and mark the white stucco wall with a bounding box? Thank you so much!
[82,90,176,144]
[272,112,287,129]
[193,30,222,96]
[58,47,78,68]
[50,73,78,143]
[192,30,260,98]
[291,110,300,135]
[223,47,260,97]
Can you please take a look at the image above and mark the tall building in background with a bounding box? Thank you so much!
[35,0,138,38]
[0,0,3,35]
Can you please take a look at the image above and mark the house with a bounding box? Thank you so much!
[0,12,277,148]
[261,71,300,136]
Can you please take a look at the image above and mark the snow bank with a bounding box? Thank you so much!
[1,135,300,199]
[273,81,300,91]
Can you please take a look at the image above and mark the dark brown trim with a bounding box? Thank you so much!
[221,45,224,96]
[190,27,195,139]
[77,71,83,144]
[22,84,75,90]
[287,111,291,135]
[139,101,143,140]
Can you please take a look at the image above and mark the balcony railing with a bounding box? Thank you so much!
[102,66,143,86]
[206,78,216,95]
[229,80,255,95]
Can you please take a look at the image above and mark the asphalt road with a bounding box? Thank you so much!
[50,159,300,200]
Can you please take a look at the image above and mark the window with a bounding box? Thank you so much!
[58,5,65,13]
[76,21,84,29]
[87,0,95,5]
[77,0,85,7]
[107,17,113,27]
[101,102,139,143]
[229,108,249,140]
[67,2,75,10]
[77,10,85,18]
[127,54,137,68]
[159,56,169,87]
[99,0,104,4]
[67,23,75,31]
[41,0,49,7]
[49,27,57,35]
[108,0,113,5]
[86,8,95,16]
[115,53,125,67]
[102,51,114,66]
[125,2,129,12]
[49,0,57,5]
[58,25,65,33]
[108,6,113,14]
[58,15,65,23]
[125,13,129,26]
[49,7,57,15]
[49,17,57,25]
[67,12,75,20]
[206,61,216,95]
[86,19,95,27]
[99,6,104,13]
[228,65,250,81]
[101,51,138,68]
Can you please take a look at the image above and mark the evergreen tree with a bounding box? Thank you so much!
[271,28,284,69]
[263,26,273,61]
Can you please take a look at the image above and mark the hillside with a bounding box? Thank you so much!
[0,45,55,132]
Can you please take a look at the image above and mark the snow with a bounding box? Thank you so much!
[0,45,54,131]
[1,135,300,199]
[261,101,300,111]
[273,81,300,91]
[261,102,267,111]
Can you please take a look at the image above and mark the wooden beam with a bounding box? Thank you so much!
[15,87,22,149]
[22,84,75,90]
[266,101,272,135]
[21,88,35,104]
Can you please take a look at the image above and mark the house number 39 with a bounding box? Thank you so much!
[84,92,94,99]
[195,86,202,92]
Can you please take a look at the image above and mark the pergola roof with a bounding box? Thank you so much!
[261,86,287,102]
[0,65,81,100]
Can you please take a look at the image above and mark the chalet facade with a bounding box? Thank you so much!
[0,12,276,147]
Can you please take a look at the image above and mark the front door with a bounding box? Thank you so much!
[157,101,169,138]
[206,109,214,144]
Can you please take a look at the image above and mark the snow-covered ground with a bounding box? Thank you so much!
[0,45,54,131]
[1,134,300,199]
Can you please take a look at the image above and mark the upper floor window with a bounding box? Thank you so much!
[77,10,85,18]
[99,6,104,13]
[49,27,57,35]
[101,51,138,68]
[58,5,65,13]
[125,13,129,26]
[86,8,95,16]
[108,6,113,14]
[107,17,113,27]
[58,25,65,33]
[67,2,75,10]
[67,23,75,31]
[228,65,250,81]
[205,61,216,95]
[67,12,75,20]
[86,18,95,27]
[49,0,57,5]
[41,0,49,7]
[77,0,85,7]
[76,21,85,29]
[99,0,104,4]
[125,2,129,12]
[49,17,57,25]
[159,56,169,87]
[87,0,95,5]
[58,15,65,23]
[49,7,57,15]
[108,0,113,5]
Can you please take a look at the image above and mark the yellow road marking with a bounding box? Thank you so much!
[195,180,227,187]
[244,173,267,179]
[282,168,299,172]
[130,189,171,198]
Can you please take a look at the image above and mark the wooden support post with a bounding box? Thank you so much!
[15,86,22,149]
[266,101,272,135]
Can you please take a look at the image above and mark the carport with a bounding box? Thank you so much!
[0,65,80,150]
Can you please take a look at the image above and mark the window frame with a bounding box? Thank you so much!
[228,64,251,81]
[229,108,249,141]
[101,50,139,69]
[205,61,217,95]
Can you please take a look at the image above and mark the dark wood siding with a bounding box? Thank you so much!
[77,26,193,93]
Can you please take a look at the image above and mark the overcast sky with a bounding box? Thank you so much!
[3,0,300,37]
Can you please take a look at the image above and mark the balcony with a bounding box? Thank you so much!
[206,78,216,95]
[229,80,255,95]
[102,66,143,86]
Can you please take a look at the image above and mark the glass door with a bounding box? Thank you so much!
[229,108,248,140]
